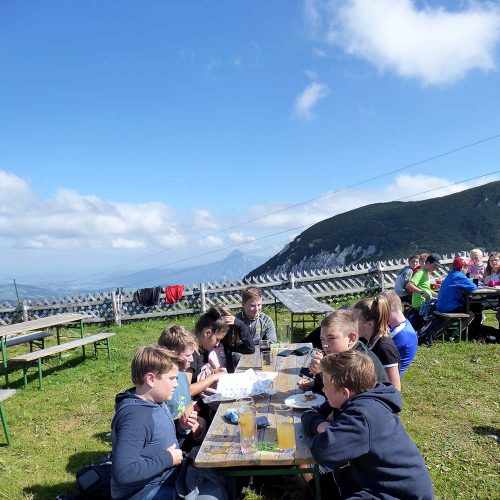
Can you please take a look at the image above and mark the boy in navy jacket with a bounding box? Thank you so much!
[111,345,234,500]
[304,350,434,499]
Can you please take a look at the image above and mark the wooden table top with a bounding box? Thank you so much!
[0,313,87,338]
[195,343,319,468]
[469,286,500,297]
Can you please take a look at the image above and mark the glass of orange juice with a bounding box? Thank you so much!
[238,398,257,454]
[275,404,296,452]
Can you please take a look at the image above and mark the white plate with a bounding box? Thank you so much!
[285,393,326,409]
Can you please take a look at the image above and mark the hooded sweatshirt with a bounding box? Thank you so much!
[111,389,179,499]
[310,383,434,500]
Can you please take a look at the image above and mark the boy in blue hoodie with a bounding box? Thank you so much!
[303,350,434,499]
[111,345,234,500]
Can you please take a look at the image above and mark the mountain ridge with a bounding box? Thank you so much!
[247,181,500,278]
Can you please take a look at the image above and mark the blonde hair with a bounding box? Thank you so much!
[469,248,483,259]
[158,325,198,355]
[321,351,376,394]
[419,253,429,265]
[321,309,358,337]
[354,295,390,339]
[378,290,402,313]
[131,345,183,385]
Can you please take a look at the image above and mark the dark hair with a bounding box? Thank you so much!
[213,304,241,348]
[194,306,229,338]
[321,350,376,394]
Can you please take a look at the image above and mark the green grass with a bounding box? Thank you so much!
[0,309,498,499]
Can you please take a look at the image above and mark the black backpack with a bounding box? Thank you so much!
[76,452,112,499]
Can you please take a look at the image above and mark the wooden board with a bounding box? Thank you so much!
[271,289,334,314]
[0,313,87,338]
[10,332,115,362]
[195,343,318,468]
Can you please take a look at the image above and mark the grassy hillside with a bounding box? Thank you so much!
[0,311,498,499]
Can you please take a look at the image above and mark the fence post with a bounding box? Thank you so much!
[377,261,385,290]
[289,273,295,289]
[111,291,122,326]
[22,300,29,321]
[200,282,207,312]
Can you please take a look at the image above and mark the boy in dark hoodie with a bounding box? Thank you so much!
[111,345,234,500]
[303,350,434,500]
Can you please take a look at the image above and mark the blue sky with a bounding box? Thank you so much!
[1,0,499,285]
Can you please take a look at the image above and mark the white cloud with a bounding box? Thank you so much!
[111,238,146,249]
[190,209,220,230]
[293,82,329,119]
[0,170,186,251]
[198,235,224,248]
[228,232,255,243]
[306,0,500,85]
[305,69,318,80]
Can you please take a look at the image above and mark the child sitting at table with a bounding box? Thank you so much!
[483,252,500,286]
[306,350,434,500]
[111,345,235,500]
[158,325,207,447]
[468,248,486,283]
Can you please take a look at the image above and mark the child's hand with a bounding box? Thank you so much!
[309,351,324,375]
[222,315,235,326]
[179,410,199,432]
[166,444,183,465]
[316,421,330,434]
[214,367,227,376]
[297,376,314,392]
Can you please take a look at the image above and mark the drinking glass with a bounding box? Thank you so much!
[259,339,271,352]
[260,349,273,371]
[275,404,296,452]
[237,397,258,454]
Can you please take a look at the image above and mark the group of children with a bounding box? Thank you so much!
[110,286,434,499]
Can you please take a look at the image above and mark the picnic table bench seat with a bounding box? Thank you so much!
[433,311,470,341]
[5,331,52,349]
[10,332,115,389]
[0,388,15,446]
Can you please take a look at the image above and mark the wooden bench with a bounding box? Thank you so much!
[10,332,115,389]
[0,389,15,446]
[433,311,470,341]
[5,331,52,349]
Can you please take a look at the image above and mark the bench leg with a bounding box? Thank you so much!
[37,358,43,390]
[22,366,28,389]
[0,402,11,446]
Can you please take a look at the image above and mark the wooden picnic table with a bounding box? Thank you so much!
[195,342,322,499]
[0,313,87,386]
[465,286,500,338]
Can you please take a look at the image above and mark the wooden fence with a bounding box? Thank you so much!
[0,253,465,325]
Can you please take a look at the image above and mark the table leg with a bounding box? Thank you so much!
[1,337,8,386]
[0,402,11,446]
[465,294,470,341]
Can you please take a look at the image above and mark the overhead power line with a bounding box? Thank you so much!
[93,170,499,288]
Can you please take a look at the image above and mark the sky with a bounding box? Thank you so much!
[1,0,500,286]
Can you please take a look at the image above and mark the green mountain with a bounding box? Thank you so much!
[247,180,500,277]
